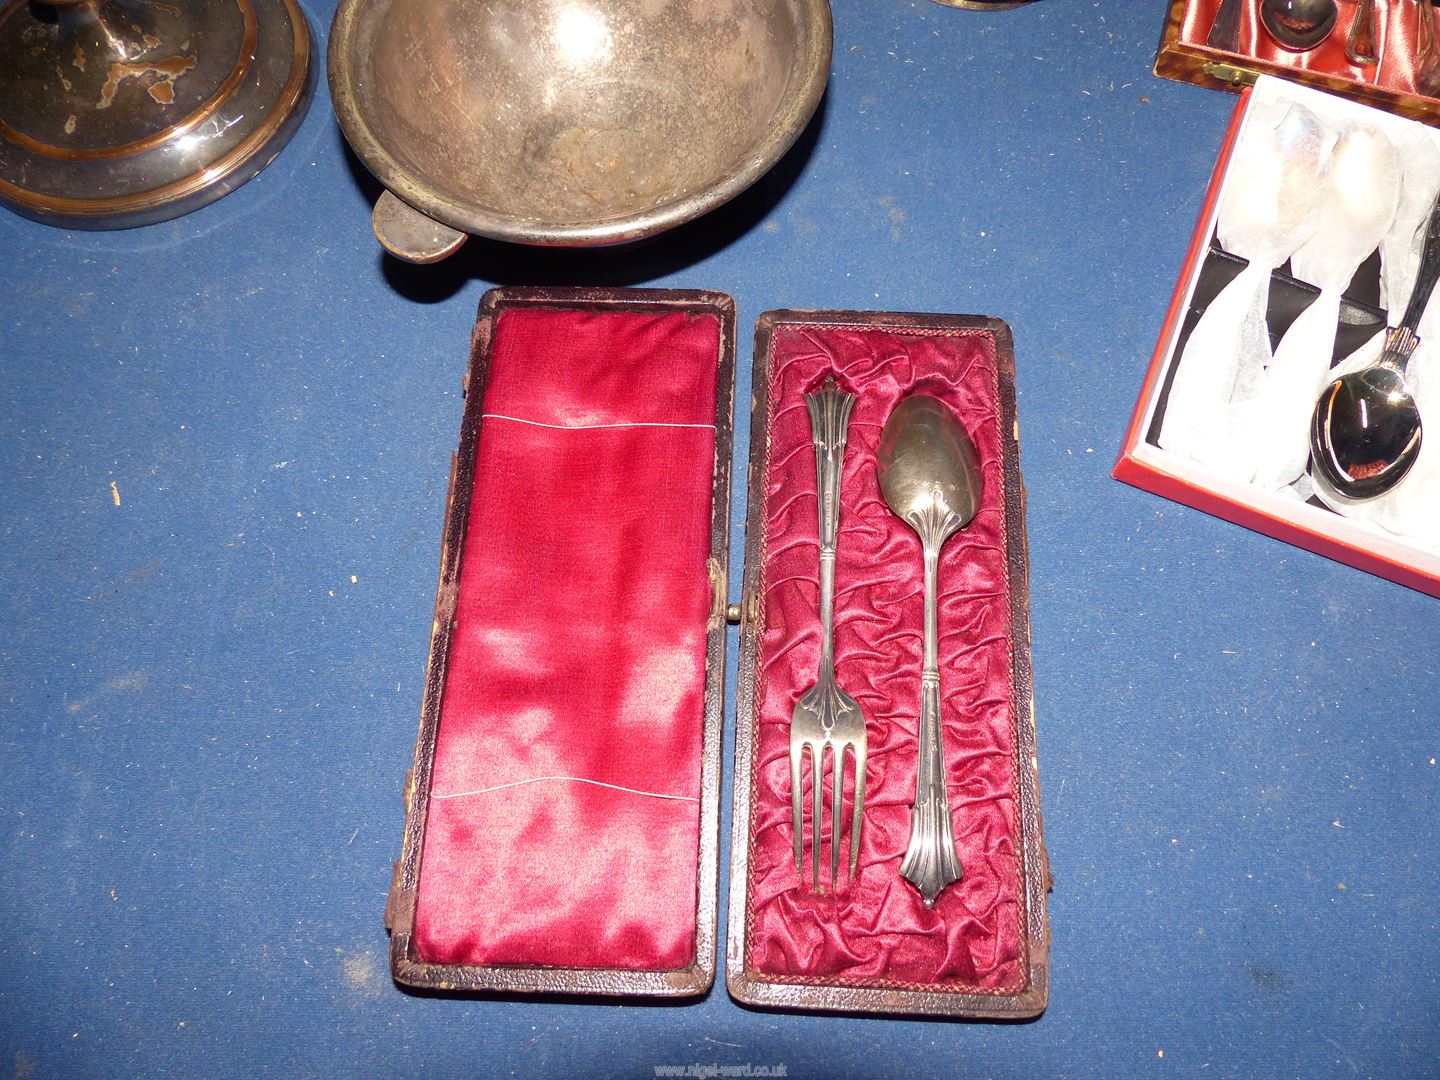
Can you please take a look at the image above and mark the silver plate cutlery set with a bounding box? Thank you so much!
[790,377,985,909]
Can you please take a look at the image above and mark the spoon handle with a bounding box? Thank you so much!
[1207,0,1242,50]
[1421,0,1440,95]
[899,538,963,909]
[804,376,855,676]
[1346,0,1378,64]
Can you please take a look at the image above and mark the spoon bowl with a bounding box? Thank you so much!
[1310,361,1423,497]
[877,397,982,537]
[1260,0,1338,51]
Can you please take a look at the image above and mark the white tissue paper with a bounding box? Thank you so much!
[1381,129,1440,315]
[1157,102,1332,480]
[1245,124,1401,492]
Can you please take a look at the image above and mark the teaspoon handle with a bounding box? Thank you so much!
[1346,0,1377,64]
[1207,0,1242,50]
[805,377,855,672]
[900,541,963,908]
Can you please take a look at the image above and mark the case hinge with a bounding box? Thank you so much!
[725,589,760,628]
[1201,61,1258,87]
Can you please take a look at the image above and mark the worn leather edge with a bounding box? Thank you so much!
[386,285,735,997]
[725,309,1050,1019]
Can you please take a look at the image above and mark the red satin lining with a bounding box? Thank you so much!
[413,307,720,971]
[1180,0,1436,96]
[744,324,1025,991]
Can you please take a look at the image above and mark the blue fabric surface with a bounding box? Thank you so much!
[1,1,1436,1076]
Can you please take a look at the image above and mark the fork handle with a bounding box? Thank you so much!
[805,376,856,673]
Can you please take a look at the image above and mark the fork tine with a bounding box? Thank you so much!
[849,739,866,882]
[830,740,843,887]
[811,742,822,890]
[790,743,804,876]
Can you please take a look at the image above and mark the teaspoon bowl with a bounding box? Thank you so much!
[1260,0,1338,52]
[876,397,982,536]
[1311,363,1423,498]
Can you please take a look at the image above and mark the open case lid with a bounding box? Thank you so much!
[385,287,735,996]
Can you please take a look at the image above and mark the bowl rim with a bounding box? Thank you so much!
[328,0,833,247]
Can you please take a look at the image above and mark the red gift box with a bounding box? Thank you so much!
[1155,0,1440,124]
[1114,78,1440,599]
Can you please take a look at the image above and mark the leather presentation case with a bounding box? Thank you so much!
[384,286,735,996]
[385,292,1051,1015]
[1156,0,1440,124]
[725,310,1050,1018]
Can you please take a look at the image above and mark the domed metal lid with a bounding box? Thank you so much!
[0,0,313,229]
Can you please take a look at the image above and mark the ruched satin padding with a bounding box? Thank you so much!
[1180,0,1434,96]
[413,307,719,971]
[745,324,1025,991]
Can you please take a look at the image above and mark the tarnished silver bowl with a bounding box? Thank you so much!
[329,0,832,262]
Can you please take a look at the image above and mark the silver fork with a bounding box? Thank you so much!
[790,375,868,891]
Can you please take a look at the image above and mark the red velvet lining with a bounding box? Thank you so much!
[744,324,1025,991]
[1180,0,1435,97]
[413,306,720,971]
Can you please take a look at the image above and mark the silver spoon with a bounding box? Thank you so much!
[1311,188,1440,499]
[877,395,982,909]
[1260,0,1338,50]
